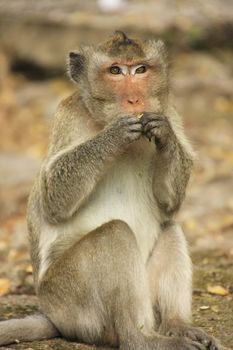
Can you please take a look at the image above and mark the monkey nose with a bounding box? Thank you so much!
[127,97,139,105]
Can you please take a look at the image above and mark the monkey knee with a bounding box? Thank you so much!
[101,220,138,248]
[103,219,132,232]
[97,220,135,241]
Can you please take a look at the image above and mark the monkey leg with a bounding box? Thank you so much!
[147,222,220,350]
[38,220,155,348]
[147,222,192,328]
[38,220,207,350]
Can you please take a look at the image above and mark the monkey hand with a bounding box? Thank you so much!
[105,115,143,147]
[141,112,175,150]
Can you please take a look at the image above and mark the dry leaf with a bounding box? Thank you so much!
[26,264,33,273]
[199,305,210,310]
[0,278,11,296]
[207,285,229,296]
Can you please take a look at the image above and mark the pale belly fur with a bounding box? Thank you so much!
[38,140,161,280]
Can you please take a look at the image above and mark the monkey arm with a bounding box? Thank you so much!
[40,132,120,224]
[40,114,142,225]
[143,108,194,217]
[152,137,193,216]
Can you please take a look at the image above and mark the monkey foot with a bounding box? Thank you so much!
[165,325,221,350]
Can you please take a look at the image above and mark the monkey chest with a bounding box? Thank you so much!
[74,148,160,263]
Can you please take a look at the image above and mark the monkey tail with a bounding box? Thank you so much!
[0,313,59,346]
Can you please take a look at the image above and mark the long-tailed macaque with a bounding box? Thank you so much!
[0,32,220,350]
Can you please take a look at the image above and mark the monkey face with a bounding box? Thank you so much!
[101,62,151,114]
[69,31,169,125]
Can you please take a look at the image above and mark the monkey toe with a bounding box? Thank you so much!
[159,337,207,350]
[189,340,208,350]
[187,328,220,350]
[178,338,207,350]
[166,326,221,350]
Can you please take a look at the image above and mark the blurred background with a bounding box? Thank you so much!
[0,0,232,349]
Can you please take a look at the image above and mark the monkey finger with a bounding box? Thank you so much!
[144,130,153,141]
[129,124,143,132]
[146,126,163,138]
[124,116,143,125]
[128,131,143,141]
[129,128,143,134]
[141,114,165,127]
[143,120,165,133]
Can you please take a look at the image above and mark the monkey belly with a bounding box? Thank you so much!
[71,183,160,263]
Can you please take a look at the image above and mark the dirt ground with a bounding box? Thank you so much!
[0,1,233,349]
[0,251,232,350]
[0,51,232,349]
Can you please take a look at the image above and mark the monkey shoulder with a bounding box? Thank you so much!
[48,92,90,155]
[53,91,82,128]
[30,92,85,206]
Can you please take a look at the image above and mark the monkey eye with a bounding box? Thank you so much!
[110,66,122,75]
[135,65,147,74]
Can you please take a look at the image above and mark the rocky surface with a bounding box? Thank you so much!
[0,0,233,69]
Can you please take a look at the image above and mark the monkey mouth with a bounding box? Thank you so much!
[122,102,146,114]
[124,107,145,114]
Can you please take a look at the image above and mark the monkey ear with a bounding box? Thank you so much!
[68,51,85,83]
[145,39,168,65]
[155,40,168,59]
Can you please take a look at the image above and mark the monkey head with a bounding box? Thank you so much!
[69,31,169,125]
